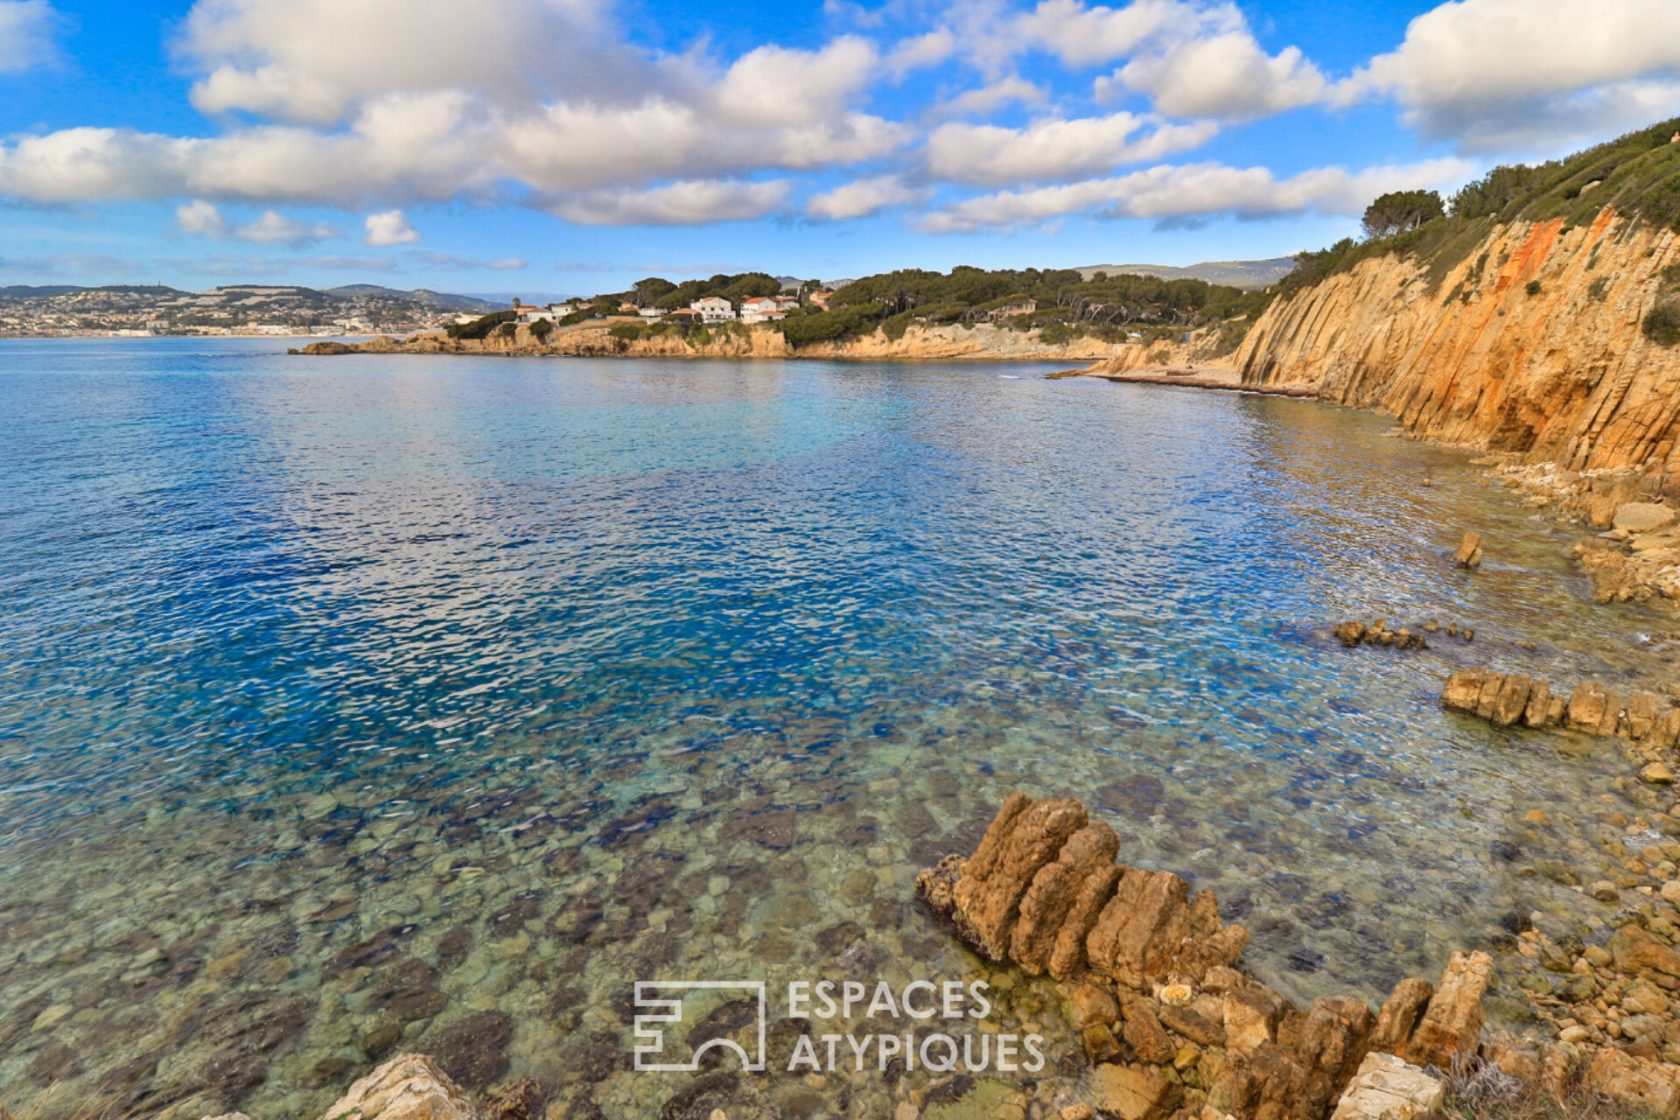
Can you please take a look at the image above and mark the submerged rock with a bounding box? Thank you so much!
[425,1011,513,1090]
[1331,620,1428,651]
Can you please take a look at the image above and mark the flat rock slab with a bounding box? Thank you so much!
[1614,502,1678,533]
[1329,1052,1443,1120]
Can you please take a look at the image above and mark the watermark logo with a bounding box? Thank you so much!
[633,980,768,1072]
[631,978,1043,1075]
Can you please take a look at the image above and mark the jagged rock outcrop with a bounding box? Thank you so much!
[926,792,1249,985]
[1401,951,1493,1071]
[314,1053,481,1120]
[1330,620,1431,651]
[1441,669,1680,762]
[1454,532,1484,570]
[917,796,1497,1120]
[1224,209,1680,494]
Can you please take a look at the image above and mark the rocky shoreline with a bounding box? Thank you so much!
[292,321,1121,363]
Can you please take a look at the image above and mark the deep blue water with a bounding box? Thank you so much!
[0,340,1666,1118]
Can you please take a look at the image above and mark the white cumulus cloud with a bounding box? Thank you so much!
[178,0,623,124]
[172,199,341,245]
[1013,0,1205,67]
[548,179,791,226]
[1108,34,1327,119]
[920,157,1473,232]
[175,198,229,237]
[926,113,1218,186]
[807,175,921,220]
[364,209,419,246]
[0,0,60,74]
[1345,0,1680,153]
[932,76,1047,119]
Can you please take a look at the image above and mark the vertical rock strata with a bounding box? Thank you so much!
[916,795,1512,1120]
[1091,209,1680,493]
[1442,669,1680,785]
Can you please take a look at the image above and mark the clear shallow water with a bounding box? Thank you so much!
[0,340,1674,1118]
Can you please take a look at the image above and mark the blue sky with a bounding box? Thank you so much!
[1,0,1678,297]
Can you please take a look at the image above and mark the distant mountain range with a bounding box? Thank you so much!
[461,291,579,308]
[1075,257,1299,288]
[0,283,502,311]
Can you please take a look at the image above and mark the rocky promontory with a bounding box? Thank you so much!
[297,321,1119,363]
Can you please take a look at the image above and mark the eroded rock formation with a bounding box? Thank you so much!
[1228,210,1680,494]
[1330,620,1432,651]
[917,794,1500,1120]
[313,1053,481,1120]
[1442,669,1680,769]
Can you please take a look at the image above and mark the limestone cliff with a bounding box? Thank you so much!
[1226,208,1680,491]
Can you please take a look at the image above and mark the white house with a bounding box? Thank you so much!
[739,297,785,324]
[638,307,668,321]
[517,304,558,324]
[692,297,736,323]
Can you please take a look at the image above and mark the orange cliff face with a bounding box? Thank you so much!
[1235,208,1680,493]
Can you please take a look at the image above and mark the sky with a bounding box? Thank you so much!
[1,0,1678,298]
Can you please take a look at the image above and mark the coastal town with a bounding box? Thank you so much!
[0,283,498,338]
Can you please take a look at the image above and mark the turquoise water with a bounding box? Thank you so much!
[0,341,1671,1118]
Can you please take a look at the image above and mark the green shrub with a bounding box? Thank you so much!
[445,310,517,340]
[1588,277,1610,302]
[780,304,886,346]
[608,322,644,341]
[1661,262,1680,286]
[1642,301,1680,346]
[1036,322,1083,346]
[1525,279,1543,296]
[529,318,553,341]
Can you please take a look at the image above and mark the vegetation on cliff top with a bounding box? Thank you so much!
[780,266,1270,347]
[570,264,1273,351]
[1280,116,1680,299]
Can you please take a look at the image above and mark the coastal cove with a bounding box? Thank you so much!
[5,341,1680,1119]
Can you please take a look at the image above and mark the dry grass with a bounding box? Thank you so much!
[1431,1058,1658,1120]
